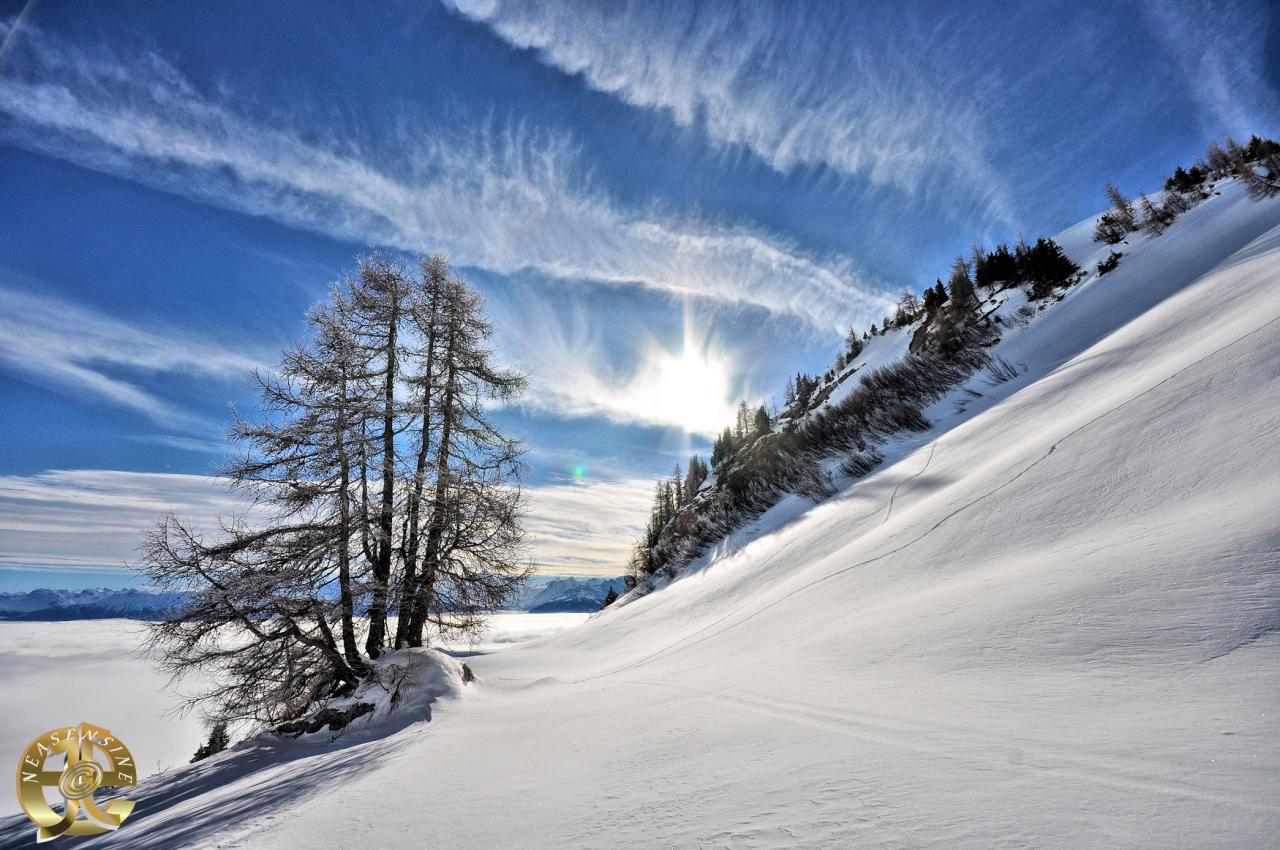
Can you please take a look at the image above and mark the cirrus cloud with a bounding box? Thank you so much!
[0,468,649,580]
[0,21,891,333]
[442,0,1019,229]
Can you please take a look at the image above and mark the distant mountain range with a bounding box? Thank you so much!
[510,576,626,613]
[0,576,627,621]
[0,587,187,620]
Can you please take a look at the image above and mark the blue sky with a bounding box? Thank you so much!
[1,0,1277,588]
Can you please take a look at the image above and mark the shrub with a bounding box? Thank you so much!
[983,356,1019,385]
[1097,251,1122,275]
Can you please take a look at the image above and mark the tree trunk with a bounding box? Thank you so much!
[406,323,455,648]
[364,295,399,659]
[394,286,440,649]
[335,365,364,671]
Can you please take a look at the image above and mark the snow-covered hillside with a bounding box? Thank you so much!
[4,181,1277,847]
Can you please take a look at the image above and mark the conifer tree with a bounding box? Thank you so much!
[977,244,1018,286]
[754,405,770,436]
[1022,238,1079,298]
[1244,135,1280,160]
[795,374,812,406]
[684,455,708,497]
[932,280,948,310]
[1165,166,1198,194]
[922,285,939,316]
[948,257,977,320]
[735,401,750,441]
[191,722,230,763]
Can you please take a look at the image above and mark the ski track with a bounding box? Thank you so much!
[620,679,1280,814]
[881,442,937,526]
[577,312,1280,684]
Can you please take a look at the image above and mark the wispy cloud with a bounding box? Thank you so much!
[521,476,652,576]
[0,469,645,580]
[0,22,890,332]
[1144,0,1280,138]
[126,434,231,455]
[0,470,245,574]
[442,0,1018,228]
[0,283,263,426]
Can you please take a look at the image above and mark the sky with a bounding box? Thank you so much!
[0,0,1277,589]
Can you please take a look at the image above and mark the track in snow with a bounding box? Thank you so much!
[578,311,1280,683]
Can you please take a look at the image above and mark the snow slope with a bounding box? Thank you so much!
[3,183,1277,848]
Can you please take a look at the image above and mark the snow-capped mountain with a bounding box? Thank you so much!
[0,587,186,620]
[0,577,628,620]
[509,576,626,613]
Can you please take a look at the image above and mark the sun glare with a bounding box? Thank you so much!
[653,348,733,436]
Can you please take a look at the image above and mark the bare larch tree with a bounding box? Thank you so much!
[139,253,528,724]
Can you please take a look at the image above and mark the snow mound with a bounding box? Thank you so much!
[273,648,469,743]
[0,648,471,847]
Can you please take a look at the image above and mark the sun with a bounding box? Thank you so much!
[652,348,733,436]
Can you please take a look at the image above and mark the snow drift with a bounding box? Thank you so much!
[2,180,1277,848]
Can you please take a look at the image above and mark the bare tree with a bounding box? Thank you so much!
[392,255,447,649]
[140,516,363,724]
[309,297,373,668]
[399,272,530,648]
[1105,183,1137,232]
[140,252,529,723]
[1239,155,1280,200]
[1225,136,1247,172]
[140,286,375,722]
[1206,140,1233,178]
[343,255,413,659]
[1137,191,1171,236]
[898,290,920,317]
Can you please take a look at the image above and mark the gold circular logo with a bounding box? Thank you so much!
[15,722,136,841]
